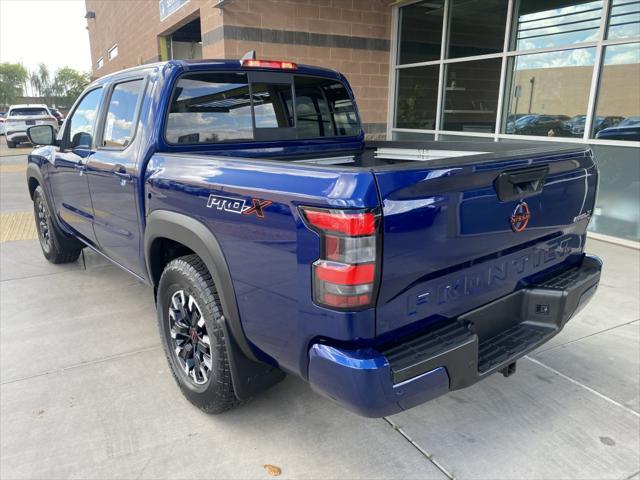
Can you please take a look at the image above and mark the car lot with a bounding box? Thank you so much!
[1,138,639,479]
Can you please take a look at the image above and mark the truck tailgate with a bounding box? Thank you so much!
[373,146,597,336]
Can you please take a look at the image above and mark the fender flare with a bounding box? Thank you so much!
[144,210,285,399]
[26,163,44,199]
[144,209,254,359]
[26,163,71,236]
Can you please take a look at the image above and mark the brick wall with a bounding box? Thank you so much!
[85,0,224,76]
[220,0,392,133]
[85,0,393,133]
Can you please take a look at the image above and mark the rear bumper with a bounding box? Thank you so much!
[307,254,602,417]
[6,131,28,142]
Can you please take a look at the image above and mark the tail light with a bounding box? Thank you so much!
[300,207,381,310]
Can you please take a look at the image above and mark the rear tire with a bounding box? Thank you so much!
[6,140,16,148]
[32,186,82,264]
[157,254,240,414]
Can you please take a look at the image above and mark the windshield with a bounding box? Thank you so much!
[515,115,535,126]
[618,117,640,127]
[9,108,49,117]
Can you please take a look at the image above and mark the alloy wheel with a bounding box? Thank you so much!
[36,196,51,253]
[168,290,213,385]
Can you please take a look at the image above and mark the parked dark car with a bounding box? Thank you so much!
[564,115,587,133]
[504,113,534,134]
[511,114,571,137]
[48,107,64,126]
[596,116,640,141]
[568,115,624,137]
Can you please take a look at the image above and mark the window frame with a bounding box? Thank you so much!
[97,57,104,70]
[388,0,640,148]
[61,86,104,151]
[108,44,118,61]
[96,76,148,152]
[162,70,363,147]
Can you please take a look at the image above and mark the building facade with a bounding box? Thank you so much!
[84,0,639,244]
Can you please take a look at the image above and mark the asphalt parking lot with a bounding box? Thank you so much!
[1,137,639,479]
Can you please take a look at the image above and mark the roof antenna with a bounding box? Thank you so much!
[240,50,256,64]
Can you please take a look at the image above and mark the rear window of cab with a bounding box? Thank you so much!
[9,108,50,117]
[165,72,361,145]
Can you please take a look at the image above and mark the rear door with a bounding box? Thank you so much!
[86,77,147,276]
[372,145,597,336]
[48,88,103,244]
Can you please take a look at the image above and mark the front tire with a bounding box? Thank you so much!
[157,254,239,414]
[32,186,82,264]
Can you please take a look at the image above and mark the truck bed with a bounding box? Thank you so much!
[182,140,589,170]
[300,140,588,169]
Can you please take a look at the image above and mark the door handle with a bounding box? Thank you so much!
[113,165,132,183]
[494,166,549,201]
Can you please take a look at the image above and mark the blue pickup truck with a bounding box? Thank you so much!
[25,57,602,417]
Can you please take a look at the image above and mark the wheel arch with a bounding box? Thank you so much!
[144,210,252,358]
[144,209,285,400]
[26,163,65,235]
[27,163,46,200]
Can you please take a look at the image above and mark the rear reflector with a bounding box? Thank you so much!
[241,59,297,69]
[314,261,375,285]
[321,293,372,308]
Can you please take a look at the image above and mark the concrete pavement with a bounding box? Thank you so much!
[1,146,638,479]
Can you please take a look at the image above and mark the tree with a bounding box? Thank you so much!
[0,62,28,106]
[52,67,91,107]
[29,63,51,99]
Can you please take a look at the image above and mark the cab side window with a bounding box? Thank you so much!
[294,76,361,138]
[102,79,145,148]
[67,88,103,148]
[166,73,254,144]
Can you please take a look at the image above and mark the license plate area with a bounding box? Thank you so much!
[26,120,35,126]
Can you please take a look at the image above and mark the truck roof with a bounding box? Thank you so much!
[91,58,344,86]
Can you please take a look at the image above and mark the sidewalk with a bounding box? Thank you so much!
[1,150,638,479]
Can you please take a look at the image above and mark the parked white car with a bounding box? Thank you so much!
[5,104,58,148]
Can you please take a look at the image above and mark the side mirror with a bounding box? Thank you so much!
[27,125,56,146]
[71,131,93,149]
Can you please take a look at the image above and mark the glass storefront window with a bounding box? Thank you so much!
[513,0,603,51]
[608,0,640,39]
[390,0,639,244]
[447,0,508,58]
[592,43,640,141]
[395,65,440,129]
[392,131,436,141]
[504,48,596,137]
[442,58,502,133]
[438,134,498,142]
[397,0,445,65]
[589,144,640,241]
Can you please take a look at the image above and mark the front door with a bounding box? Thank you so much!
[48,87,103,244]
[86,78,147,276]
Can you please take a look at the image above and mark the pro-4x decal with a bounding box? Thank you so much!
[206,194,272,219]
